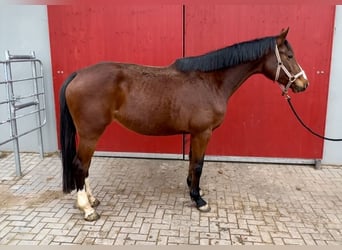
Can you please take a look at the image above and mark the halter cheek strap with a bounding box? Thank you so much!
[274,45,305,96]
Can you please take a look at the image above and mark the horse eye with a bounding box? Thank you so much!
[288,54,293,59]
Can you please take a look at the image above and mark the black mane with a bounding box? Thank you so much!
[175,36,276,72]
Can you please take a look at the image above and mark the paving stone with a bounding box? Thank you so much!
[1,152,342,245]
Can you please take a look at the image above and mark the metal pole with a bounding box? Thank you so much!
[31,51,44,158]
[4,50,22,176]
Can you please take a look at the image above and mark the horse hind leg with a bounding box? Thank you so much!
[73,137,101,221]
[85,177,100,207]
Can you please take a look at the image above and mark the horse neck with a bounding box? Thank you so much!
[218,60,263,101]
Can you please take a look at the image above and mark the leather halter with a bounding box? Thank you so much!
[274,44,306,96]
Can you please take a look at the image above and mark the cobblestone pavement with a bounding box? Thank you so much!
[0,152,342,245]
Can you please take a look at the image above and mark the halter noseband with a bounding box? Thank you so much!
[274,44,306,96]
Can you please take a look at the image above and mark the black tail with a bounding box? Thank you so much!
[60,72,78,193]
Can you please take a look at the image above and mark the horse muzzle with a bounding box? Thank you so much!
[291,77,309,93]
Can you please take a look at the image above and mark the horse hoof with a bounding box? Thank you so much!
[197,203,211,212]
[90,199,100,207]
[84,211,100,221]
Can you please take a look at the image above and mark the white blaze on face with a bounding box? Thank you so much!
[299,64,308,82]
[302,70,308,80]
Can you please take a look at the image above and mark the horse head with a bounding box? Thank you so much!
[264,28,309,95]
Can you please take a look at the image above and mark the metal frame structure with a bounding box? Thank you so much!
[0,51,46,176]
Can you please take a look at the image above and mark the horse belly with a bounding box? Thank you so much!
[113,111,183,136]
[112,98,186,136]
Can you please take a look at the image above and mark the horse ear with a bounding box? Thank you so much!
[276,27,289,45]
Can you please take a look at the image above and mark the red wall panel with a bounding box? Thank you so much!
[48,4,184,154]
[49,3,335,159]
[184,4,334,158]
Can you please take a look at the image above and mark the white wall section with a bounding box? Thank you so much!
[323,5,342,165]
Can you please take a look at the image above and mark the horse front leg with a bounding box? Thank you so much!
[188,130,212,212]
[187,147,204,197]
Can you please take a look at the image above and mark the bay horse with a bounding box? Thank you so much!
[60,28,309,221]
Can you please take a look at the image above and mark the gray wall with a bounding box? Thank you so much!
[322,6,342,165]
[0,5,57,153]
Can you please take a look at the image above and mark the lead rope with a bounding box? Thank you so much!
[274,44,341,141]
[286,95,342,141]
